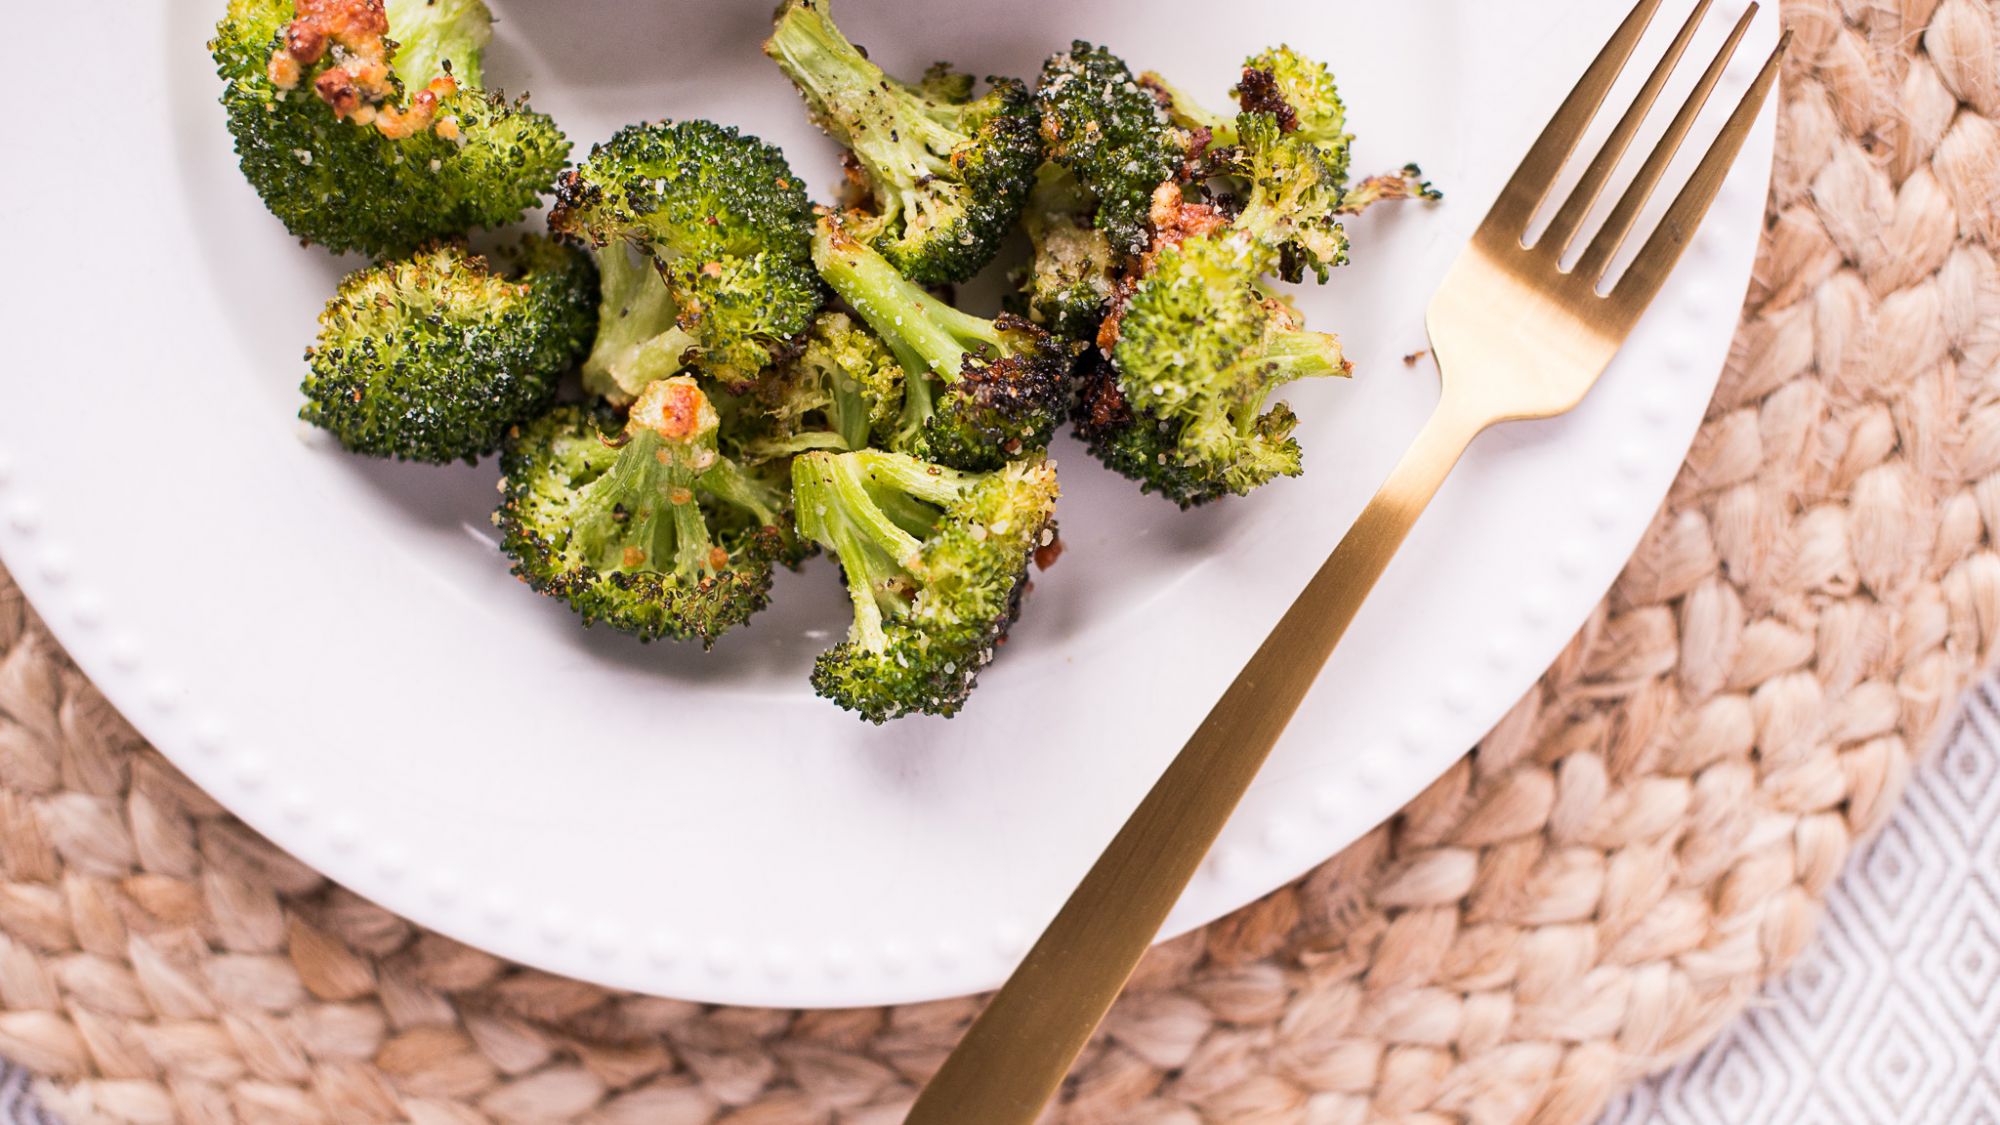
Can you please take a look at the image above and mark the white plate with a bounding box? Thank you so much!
[0,0,1775,1006]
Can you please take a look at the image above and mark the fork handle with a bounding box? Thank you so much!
[908,395,1492,1124]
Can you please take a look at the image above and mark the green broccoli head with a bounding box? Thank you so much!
[1238,47,1350,153]
[1036,42,1189,257]
[210,0,570,257]
[1232,49,1444,224]
[1017,164,1122,342]
[1075,354,1306,509]
[1137,47,1437,283]
[551,119,823,393]
[813,214,1067,472]
[793,450,1059,722]
[1224,115,1438,281]
[300,238,597,464]
[551,120,814,262]
[744,312,907,461]
[1228,112,1353,283]
[498,378,805,647]
[764,0,1041,284]
[1083,233,1349,507]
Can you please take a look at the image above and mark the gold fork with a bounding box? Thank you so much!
[909,2,1787,1121]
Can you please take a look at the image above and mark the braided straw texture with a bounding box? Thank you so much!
[5,0,2000,1120]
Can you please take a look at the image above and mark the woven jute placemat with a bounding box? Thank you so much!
[5,0,2000,1120]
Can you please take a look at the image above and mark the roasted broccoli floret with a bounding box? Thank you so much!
[1240,46,1350,151]
[1059,48,1436,502]
[1017,165,1123,342]
[764,0,1040,284]
[1036,42,1190,257]
[211,0,570,257]
[1143,48,1436,279]
[793,450,1059,722]
[498,378,803,647]
[1226,112,1355,283]
[1025,41,1423,331]
[1132,62,1354,282]
[1078,234,1349,507]
[1222,113,1437,286]
[743,312,907,460]
[552,119,823,398]
[813,214,1066,472]
[300,239,596,464]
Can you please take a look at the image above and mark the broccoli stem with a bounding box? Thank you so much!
[765,1,950,224]
[758,431,856,458]
[1211,327,1347,434]
[699,459,787,530]
[570,429,716,576]
[829,382,874,452]
[666,473,715,577]
[571,380,730,578]
[595,329,701,398]
[895,363,938,448]
[871,486,945,540]
[813,222,995,381]
[383,0,492,90]
[850,448,972,509]
[794,450,972,650]
[795,455,922,651]
[1262,327,1349,382]
[584,246,698,404]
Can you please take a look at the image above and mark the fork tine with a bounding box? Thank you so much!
[1481,0,1665,239]
[1539,0,1714,255]
[1576,4,1760,282]
[1609,33,1787,309]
